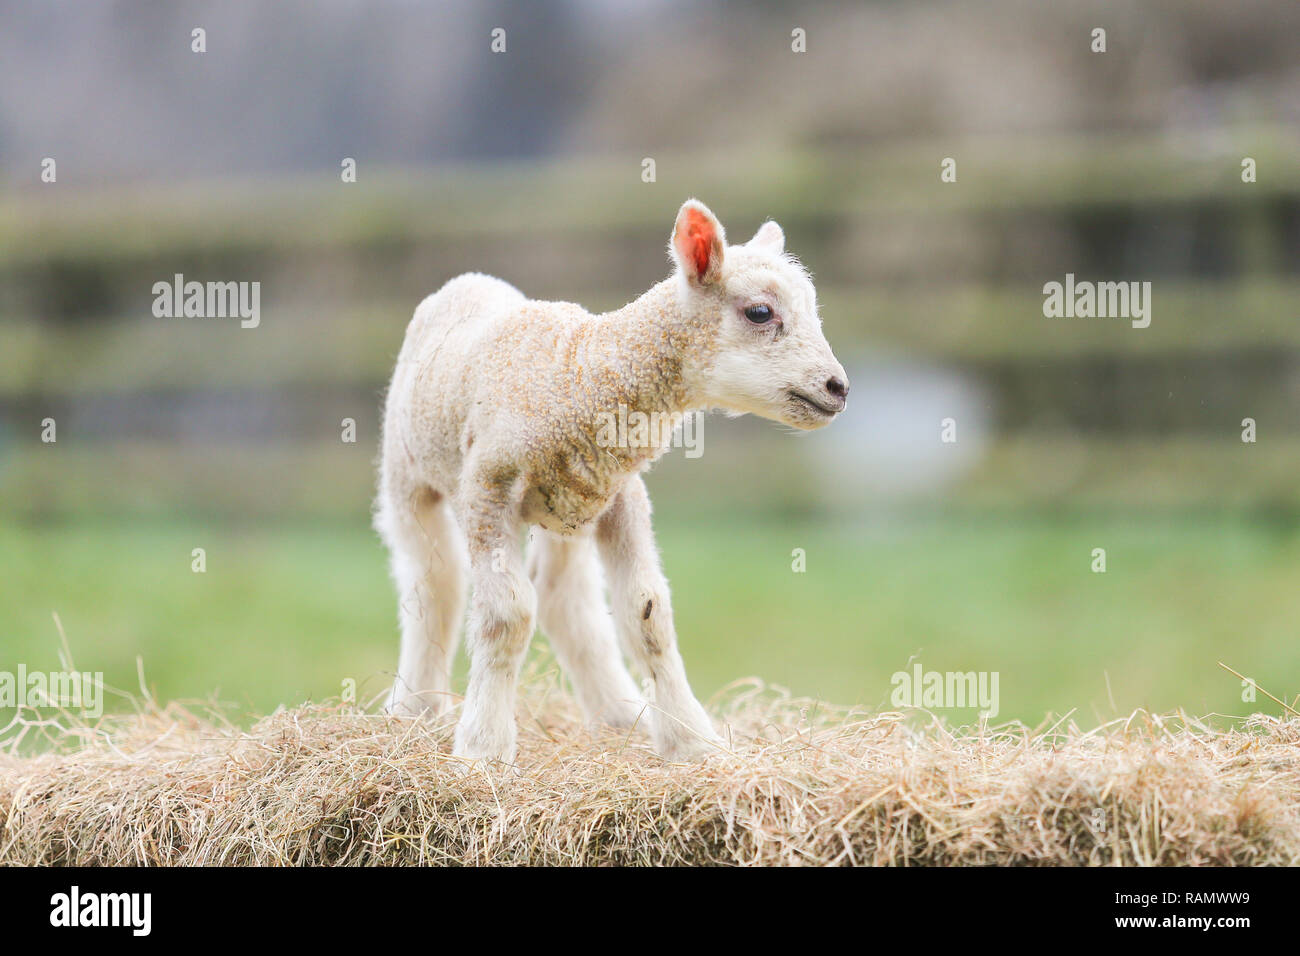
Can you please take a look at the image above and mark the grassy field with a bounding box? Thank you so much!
[4,512,1298,732]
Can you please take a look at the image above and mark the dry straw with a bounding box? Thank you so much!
[2,670,1298,866]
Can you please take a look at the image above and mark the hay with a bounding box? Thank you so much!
[2,677,1298,866]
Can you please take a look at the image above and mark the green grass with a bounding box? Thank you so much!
[4,513,1299,734]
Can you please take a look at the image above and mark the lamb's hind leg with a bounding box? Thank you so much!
[379,487,468,719]
[528,530,647,731]
[453,474,536,764]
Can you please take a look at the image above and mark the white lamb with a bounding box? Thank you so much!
[375,199,848,763]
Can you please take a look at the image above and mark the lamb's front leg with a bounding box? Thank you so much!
[596,477,724,761]
[453,474,536,765]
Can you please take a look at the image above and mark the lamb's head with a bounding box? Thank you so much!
[669,198,848,430]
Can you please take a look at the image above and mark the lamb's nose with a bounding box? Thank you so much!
[826,376,849,399]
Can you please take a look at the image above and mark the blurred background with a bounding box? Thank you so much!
[2,0,1298,730]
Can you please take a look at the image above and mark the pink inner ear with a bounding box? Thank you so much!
[681,208,715,277]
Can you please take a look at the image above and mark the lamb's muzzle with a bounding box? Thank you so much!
[374,198,847,764]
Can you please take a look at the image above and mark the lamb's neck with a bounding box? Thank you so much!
[586,279,709,420]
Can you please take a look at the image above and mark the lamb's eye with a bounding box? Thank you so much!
[743,304,774,324]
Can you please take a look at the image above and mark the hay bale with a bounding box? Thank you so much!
[2,680,1298,865]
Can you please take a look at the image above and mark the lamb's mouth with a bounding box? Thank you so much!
[786,389,840,417]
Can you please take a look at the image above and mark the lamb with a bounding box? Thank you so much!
[375,198,849,763]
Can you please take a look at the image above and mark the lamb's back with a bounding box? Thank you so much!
[387,274,597,489]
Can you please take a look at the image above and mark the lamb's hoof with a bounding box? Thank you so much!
[385,693,450,722]
[452,725,518,771]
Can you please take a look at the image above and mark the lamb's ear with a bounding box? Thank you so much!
[671,199,726,286]
[748,220,785,255]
